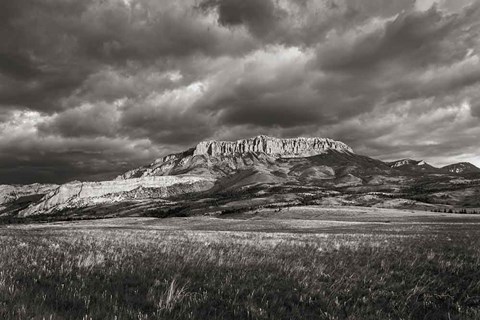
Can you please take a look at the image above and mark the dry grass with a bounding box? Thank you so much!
[1,216,480,319]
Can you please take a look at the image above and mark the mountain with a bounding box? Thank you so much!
[387,159,439,173]
[114,135,396,192]
[388,159,419,168]
[117,136,353,179]
[442,162,480,174]
[8,136,371,216]
[1,135,480,219]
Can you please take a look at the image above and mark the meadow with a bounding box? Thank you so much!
[1,207,480,319]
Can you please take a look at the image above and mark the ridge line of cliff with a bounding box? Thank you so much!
[192,135,353,157]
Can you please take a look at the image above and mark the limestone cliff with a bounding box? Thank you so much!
[117,136,353,180]
[20,176,215,216]
[193,136,353,157]
[0,183,58,205]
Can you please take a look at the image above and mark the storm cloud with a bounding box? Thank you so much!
[1,0,479,183]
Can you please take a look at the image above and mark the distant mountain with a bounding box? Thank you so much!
[117,135,353,180]
[1,135,480,218]
[387,159,439,173]
[388,159,420,168]
[442,162,480,174]
[114,136,399,192]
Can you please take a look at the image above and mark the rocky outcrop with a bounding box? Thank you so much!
[117,136,353,180]
[388,159,420,168]
[442,162,480,174]
[389,159,431,168]
[20,176,215,216]
[193,135,353,157]
[0,183,58,205]
[388,159,440,173]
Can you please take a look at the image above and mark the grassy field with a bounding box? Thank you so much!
[1,207,480,319]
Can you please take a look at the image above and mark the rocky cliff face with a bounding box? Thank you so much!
[20,176,215,216]
[193,135,353,157]
[117,136,353,180]
[0,183,58,205]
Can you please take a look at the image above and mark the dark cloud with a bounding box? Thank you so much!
[470,99,480,117]
[195,46,328,128]
[195,4,480,133]
[0,68,88,111]
[0,52,44,80]
[309,4,480,111]
[76,0,250,62]
[0,0,254,113]
[200,0,418,45]
[1,0,480,183]
[38,103,120,138]
[0,1,95,111]
[120,92,216,145]
[200,0,284,39]
[315,7,458,71]
[0,116,164,184]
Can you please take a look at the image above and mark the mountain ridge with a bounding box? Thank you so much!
[118,135,353,180]
[1,135,480,218]
[193,135,353,157]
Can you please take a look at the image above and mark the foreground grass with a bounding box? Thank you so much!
[1,223,480,319]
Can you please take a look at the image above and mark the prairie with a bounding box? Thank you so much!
[1,207,480,319]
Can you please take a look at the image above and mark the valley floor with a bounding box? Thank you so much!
[1,206,480,319]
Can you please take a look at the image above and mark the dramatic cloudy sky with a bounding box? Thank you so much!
[1,0,480,183]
